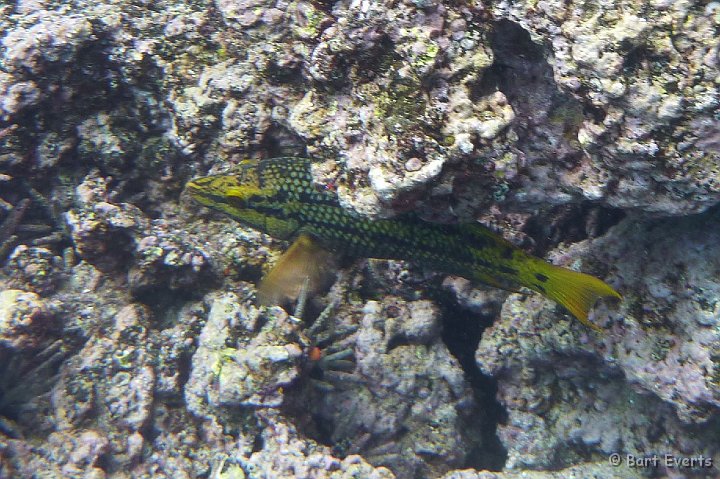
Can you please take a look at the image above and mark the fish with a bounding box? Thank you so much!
[186,157,621,330]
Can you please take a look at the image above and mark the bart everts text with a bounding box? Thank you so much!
[608,453,714,469]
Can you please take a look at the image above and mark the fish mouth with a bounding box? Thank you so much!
[184,176,213,195]
[183,181,200,197]
[183,179,212,203]
[184,177,233,210]
[184,180,200,193]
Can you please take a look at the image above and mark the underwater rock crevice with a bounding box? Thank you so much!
[259,123,309,158]
[481,20,552,102]
[480,19,588,172]
[439,299,508,472]
[522,201,627,255]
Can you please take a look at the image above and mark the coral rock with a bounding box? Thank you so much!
[0,289,53,350]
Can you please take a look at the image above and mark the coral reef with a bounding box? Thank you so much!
[225,409,396,479]
[290,295,484,478]
[489,1,720,216]
[476,210,720,474]
[52,304,155,467]
[1,0,719,478]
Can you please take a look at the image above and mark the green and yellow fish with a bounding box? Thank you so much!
[186,157,620,330]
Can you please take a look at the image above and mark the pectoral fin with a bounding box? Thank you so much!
[257,233,337,307]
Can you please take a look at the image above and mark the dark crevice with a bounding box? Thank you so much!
[311,412,336,447]
[134,292,190,329]
[173,351,193,398]
[479,19,595,171]
[312,35,399,91]
[435,291,508,471]
[477,20,551,107]
[266,60,305,87]
[260,124,308,158]
[356,36,399,82]
[524,201,627,255]
[94,451,112,473]
[251,433,265,453]
[313,0,339,15]
[385,333,412,352]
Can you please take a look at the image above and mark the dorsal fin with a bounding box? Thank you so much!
[458,223,515,250]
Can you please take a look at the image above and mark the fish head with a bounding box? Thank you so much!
[185,160,300,239]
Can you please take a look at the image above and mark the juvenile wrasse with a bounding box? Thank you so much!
[186,157,621,330]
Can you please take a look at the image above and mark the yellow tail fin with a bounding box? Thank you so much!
[524,260,622,331]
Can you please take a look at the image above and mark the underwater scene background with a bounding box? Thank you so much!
[1,0,719,478]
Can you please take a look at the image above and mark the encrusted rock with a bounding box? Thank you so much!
[301,295,483,478]
[76,113,141,176]
[476,210,720,472]
[0,74,40,122]
[490,1,720,216]
[0,289,53,350]
[65,171,149,272]
[234,410,396,479]
[1,0,719,476]
[3,245,64,296]
[128,233,214,300]
[1,10,94,74]
[185,290,310,416]
[52,304,155,467]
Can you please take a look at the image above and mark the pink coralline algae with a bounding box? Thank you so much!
[0,0,719,477]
